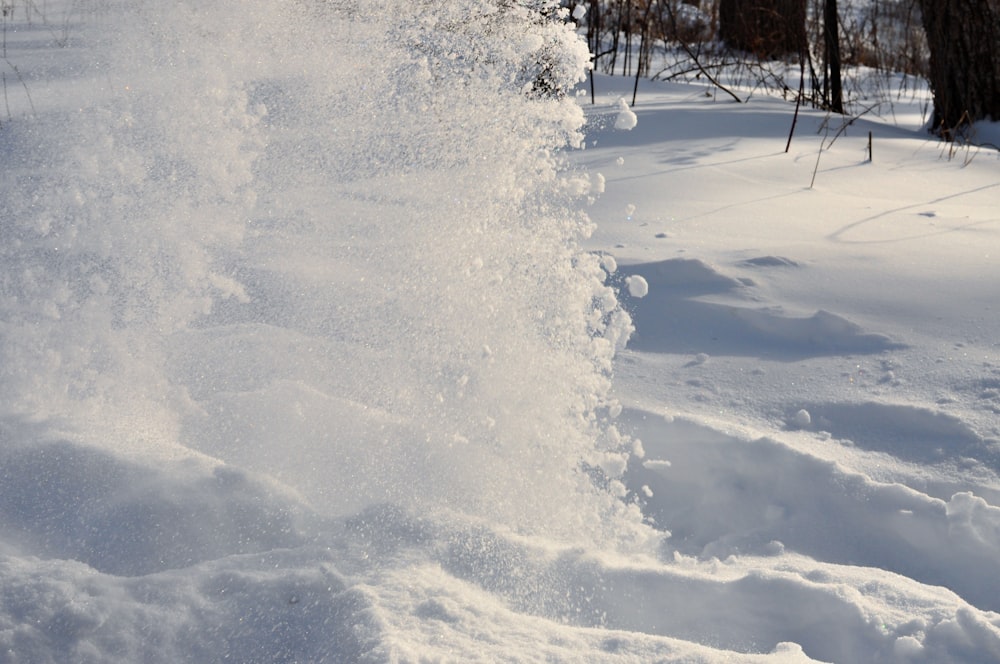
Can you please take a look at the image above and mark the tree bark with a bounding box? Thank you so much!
[918,0,1000,139]
[718,0,807,59]
[824,0,844,113]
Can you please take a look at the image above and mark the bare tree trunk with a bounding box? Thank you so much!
[824,0,844,113]
[718,0,807,58]
[918,0,1000,139]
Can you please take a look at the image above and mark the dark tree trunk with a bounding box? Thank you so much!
[718,0,807,59]
[918,0,1000,139]
[824,0,844,113]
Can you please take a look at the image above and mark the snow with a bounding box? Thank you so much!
[626,275,649,298]
[614,98,638,131]
[3,1,1000,663]
[791,408,812,428]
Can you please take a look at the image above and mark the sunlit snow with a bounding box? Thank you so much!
[2,1,1000,663]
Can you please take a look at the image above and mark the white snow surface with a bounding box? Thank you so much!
[2,2,1000,663]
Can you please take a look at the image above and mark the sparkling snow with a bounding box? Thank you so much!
[2,2,1000,663]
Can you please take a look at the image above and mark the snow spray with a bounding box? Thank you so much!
[0,1,638,543]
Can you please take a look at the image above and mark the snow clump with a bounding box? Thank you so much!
[614,97,637,130]
[626,275,649,298]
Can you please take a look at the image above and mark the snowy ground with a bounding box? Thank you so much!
[575,72,1000,661]
[2,2,1000,663]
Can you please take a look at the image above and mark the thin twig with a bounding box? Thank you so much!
[810,112,832,189]
[3,58,36,115]
[2,71,10,122]
[673,40,742,103]
[824,100,882,149]
[785,54,805,153]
